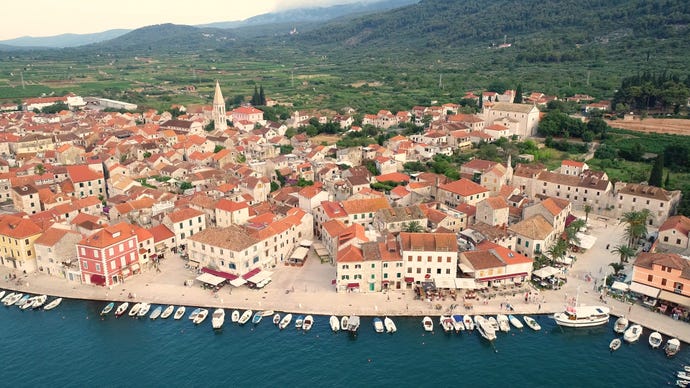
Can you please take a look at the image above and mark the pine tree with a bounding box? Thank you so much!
[514,84,523,103]
[259,85,266,105]
[648,154,664,187]
[251,86,259,105]
[664,171,670,188]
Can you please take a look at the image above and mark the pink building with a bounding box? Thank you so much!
[77,222,140,286]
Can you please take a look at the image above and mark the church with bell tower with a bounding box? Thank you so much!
[212,80,227,131]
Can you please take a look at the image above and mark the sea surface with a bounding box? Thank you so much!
[0,297,687,388]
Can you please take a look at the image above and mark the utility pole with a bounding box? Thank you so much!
[20,71,25,89]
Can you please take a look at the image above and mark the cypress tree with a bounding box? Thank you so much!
[514,84,523,103]
[648,154,664,187]
[664,171,670,188]
[251,86,259,105]
[478,92,483,109]
[259,85,266,105]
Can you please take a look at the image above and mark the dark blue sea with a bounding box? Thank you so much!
[0,297,687,388]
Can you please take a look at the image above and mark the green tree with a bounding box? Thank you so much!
[143,152,152,158]
[213,145,225,153]
[270,181,280,192]
[402,220,424,233]
[514,84,523,103]
[584,204,593,223]
[34,164,45,175]
[664,171,670,188]
[609,262,625,276]
[611,244,636,264]
[259,85,266,105]
[619,209,651,248]
[648,154,664,187]
[546,238,568,265]
[179,182,193,192]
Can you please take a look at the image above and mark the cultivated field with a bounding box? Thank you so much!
[606,118,690,136]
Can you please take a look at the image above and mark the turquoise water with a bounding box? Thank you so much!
[0,297,688,387]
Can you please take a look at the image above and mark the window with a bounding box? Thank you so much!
[677,239,682,245]
[647,274,653,282]
[355,264,361,269]
[343,265,349,270]
[108,247,114,255]
[427,256,432,262]
[82,261,88,269]
[371,274,375,279]
[229,263,236,270]
[417,256,421,262]
[525,241,530,248]
[437,268,442,274]
[341,275,349,280]
[447,257,452,263]
[110,261,115,270]
[397,273,401,278]
[383,263,388,268]
[663,236,669,242]
[517,238,522,244]
[661,278,667,286]
[371,264,375,269]
[416,268,421,274]
[95,263,101,272]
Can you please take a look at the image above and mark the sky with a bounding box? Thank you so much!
[0,0,371,40]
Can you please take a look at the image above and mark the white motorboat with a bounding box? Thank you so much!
[610,338,622,351]
[554,305,610,328]
[128,302,142,317]
[474,315,497,341]
[508,315,524,330]
[261,310,274,317]
[341,316,349,329]
[1,291,14,304]
[43,297,62,311]
[677,380,689,388]
[623,324,642,343]
[273,313,281,325]
[613,316,629,333]
[4,293,22,306]
[422,316,434,332]
[329,315,340,332]
[648,331,663,349]
[31,294,48,309]
[238,310,252,325]
[678,372,690,380]
[452,315,465,332]
[384,317,396,333]
[303,315,314,331]
[149,306,162,320]
[231,310,240,323]
[115,302,129,317]
[161,305,175,319]
[373,317,384,333]
[346,315,360,333]
[174,306,186,320]
[0,290,5,301]
[189,308,202,320]
[524,316,541,331]
[101,302,115,316]
[666,338,681,357]
[212,308,225,329]
[19,296,35,310]
[279,313,293,330]
[463,315,475,331]
[496,314,511,332]
[137,303,151,318]
[295,315,305,329]
[193,309,209,325]
[488,316,500,332]
[440,315,454,333]
[684,366,690,372]
[252,311,263,325]
[16,294,31,307]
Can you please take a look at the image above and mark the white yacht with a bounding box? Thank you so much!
[212,308,225,330]
[474,315,497,341]
[554,305,610,328]
[623,324,642,343]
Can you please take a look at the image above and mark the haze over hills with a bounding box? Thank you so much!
[0,29,130,49]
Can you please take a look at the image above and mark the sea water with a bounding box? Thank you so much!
[0,298,687,387]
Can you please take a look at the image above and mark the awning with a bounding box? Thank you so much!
[533,266,560,279]
[248,270,272,284]
[121,268,131,276]
[347,282,360,289]
[188,260,200,268]
[454,278,477,289]
[299,240,313,248]
[290,247,309,261]
[131,263,140,272]
[381,280,391,284]
[658,290,690,307]
[478,272,528,282]
[202,267,238,281]
[555,256,573,265]
[611,281,629,292]
[242,268,261,280]
[229,277,247,287]
[196,273,225,286]
[574,232,597,249]
[404,277,415,283]
[629,282,660,298]
[435,277,455,289]
[458,263,474,274]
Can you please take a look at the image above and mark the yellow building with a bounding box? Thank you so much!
[0,214,44,273]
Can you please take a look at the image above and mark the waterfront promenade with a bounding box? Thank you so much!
[1,212,688,343]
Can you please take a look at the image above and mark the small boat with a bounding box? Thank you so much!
[684,366,690,372]
[231,310,240,323]
[422,316,433,332]
[279,313,293,330]
[452,315,465,332]
[174,306,186,320]
[384,317,396,333]
[239,310,252,325]
[115,302,129,317]
[193,309,209,325]
[610,338,622,351]
[16,294,31,307]
[149,306,162,320]
[463,315,475,331]
[303,315,314,331]
[676,380,689,387]
[19,295,35,310]
[261,310,274,317]
[31,295,47,309]
[346,315,360,333]
[508,315,524,330]
[128,303,142,317]
[665,338,681,357]
[295,315,305,329]
[474,315,497,341]
[101,302,115,316]
[137,303,151,318]
[252,311,263,325]
[188,307,202,320]
[43,297,62,311]
[648,331,663,349]
[524,316,541,331]
[341,316,349,329]
[161,305,175,319]
[212,308,225,329]
[488,316,500,332]
[329,315,340,332]
[1,291,14,304]
[4,293,22,306]
[614,316,629,333]
[273,313,281,325]
[496,314,511,332]
[0,290,5,300]
[373,317,384,333]
[678,372,690,380]
[623,324,642,343]
[440,315,454,333]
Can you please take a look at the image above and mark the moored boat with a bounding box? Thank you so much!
[508,314,524,330]
[496,314,511,332]
[252,311,263,325]
[346,315,360,333]
[128,302,142,317]
[384,317,396,333]
[4,293,22,306]
[554,305,610,328]
[231,310,240,323]
[115,302,129,317]
[149,306,163,320]
[295,315,305,329]
[212,308,225,329]
[188,307,202,320]
[0,290,5,301]
[273,313,281,325]
[648,331,662,349]
[676,379,689,387]
[261,310,274,317]
[373,317,384,333]
[193,309,209,325]
[422,316,434,332]
[19,295,35,310]
[137,303,151,318]
[440,315,454,333]
[523,316,541,331]
[614,316,629,333]
[623,324,642,343]
[329,315,340,332]
[31,294,47,309]
[610,338,622,352]
[474,315,497,341]
[341,315,349,329]
[279,313,293,330]
[174,306,186,320]
[239,310,252,325]
[678,371,690,380]
[452,315,465,332]
[43,297,62,311]
[463,315,475,331]
[101,302,115,316]
[487,316,500,332]
[1,291,14,304]
[16,294,31,308]
[303,315,314,331]
[161,305,175,319]
[666,338,681,357]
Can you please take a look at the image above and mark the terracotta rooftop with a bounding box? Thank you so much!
[399,232,457,252]
[509,215,554,240]
[79,222,137,248]
[188,225,258,252]
[634,252,690,280]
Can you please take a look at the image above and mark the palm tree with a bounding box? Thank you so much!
[611,244,636,264]
[546,238,568,265]
[609,262,625,276]
[402,220,423,233]
[619,209,651,248]
[583,204,592,223]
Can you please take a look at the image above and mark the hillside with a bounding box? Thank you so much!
[0,29,130,48]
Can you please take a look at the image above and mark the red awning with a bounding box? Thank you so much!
[242,268,261,280]
[404,277,415,283]
[381,280,391,284]
[347,283,360,289]
[477,272,528,282]
[202,267,238,281]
